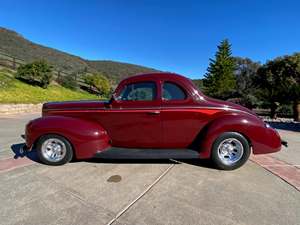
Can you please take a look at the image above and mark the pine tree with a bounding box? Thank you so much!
[203,39,236,99]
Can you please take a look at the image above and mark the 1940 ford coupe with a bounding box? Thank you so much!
[24,72,284,170]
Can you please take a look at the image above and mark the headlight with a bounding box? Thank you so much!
[265,123,271,128]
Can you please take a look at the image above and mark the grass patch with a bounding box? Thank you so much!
[0,70,100,104]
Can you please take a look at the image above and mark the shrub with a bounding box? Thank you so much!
[57,72,78,90]
[84,73,111,96]
[277,104,293,117]
[16,60,53,88]
[0,71,14,89]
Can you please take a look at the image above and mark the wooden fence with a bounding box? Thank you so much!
[0,48,88,87]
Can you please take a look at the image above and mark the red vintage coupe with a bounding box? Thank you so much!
[24,72,284,170]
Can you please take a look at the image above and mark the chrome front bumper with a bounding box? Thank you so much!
[281,139,288,147]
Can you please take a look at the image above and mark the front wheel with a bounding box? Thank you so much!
[211,132,250,170]
[36,134,73,166]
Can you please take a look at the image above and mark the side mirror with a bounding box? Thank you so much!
[110,93,120,103]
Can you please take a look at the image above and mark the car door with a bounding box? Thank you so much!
[100,80,162,148]
[161,81,204,148]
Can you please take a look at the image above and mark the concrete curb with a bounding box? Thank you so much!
[0,103,42,115]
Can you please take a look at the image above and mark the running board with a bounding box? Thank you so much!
[95,147,200,159]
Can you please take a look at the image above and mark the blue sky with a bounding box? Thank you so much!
[0,0,300,79]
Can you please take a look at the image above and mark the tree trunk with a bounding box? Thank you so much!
[270,103,277,119]
[293,101,300,122]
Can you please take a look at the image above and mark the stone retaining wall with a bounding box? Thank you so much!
[0,103,43,115]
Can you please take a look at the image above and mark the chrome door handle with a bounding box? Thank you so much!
[147,111,160,115]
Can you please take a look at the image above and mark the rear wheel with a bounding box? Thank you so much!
[36,134,73,166]
[211,132,250,170]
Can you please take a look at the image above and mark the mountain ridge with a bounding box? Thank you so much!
[0,27,159,82]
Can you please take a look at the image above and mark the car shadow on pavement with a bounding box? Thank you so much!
[10,143,40,162]
[10,143,215,169]
[85,158,215,169]
[175,158,215,169]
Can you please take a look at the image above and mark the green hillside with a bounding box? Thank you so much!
[0,69,98,103]
[86,60,158,82]
[0,27,159,83]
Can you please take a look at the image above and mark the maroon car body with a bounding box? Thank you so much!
[25,72,282,169]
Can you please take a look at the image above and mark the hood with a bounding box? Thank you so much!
[204,97,257,116]
[43,100,109,111]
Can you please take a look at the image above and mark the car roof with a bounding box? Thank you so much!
[116,72,203,98]
[121,72,190,83]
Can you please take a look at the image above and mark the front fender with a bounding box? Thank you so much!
[198,113,281,158]
[26,116,111,159]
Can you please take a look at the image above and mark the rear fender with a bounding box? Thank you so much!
[26,116,111,159]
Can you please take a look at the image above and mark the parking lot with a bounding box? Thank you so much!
[0,113,299,225]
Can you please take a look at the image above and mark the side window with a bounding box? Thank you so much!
[118,82,157,101]
[162,82,187,100]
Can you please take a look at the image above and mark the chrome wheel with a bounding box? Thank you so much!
[41,138,67,162]
[217,138,244,165]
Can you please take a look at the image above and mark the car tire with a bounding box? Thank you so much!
[211,132,250,170]
[36,134,73,166]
